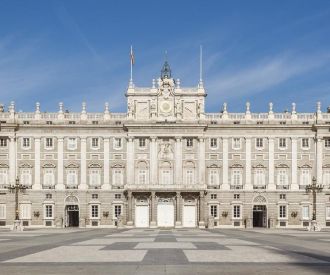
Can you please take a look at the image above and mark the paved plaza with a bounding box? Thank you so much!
[0,228,329,274]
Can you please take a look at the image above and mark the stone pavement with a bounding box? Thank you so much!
[0,228,330,274]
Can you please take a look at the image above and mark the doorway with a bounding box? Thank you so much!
[253,205,267,227]
[66,205,79,227]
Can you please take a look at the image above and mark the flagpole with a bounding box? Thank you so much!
[199,45,203,87]
[130,45,133,83]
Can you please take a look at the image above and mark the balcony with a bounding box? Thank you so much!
[276,184,290,190]
[253,185,266,190]
[230,185,243,190]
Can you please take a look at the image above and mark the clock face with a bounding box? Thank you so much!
[160,101,172,113]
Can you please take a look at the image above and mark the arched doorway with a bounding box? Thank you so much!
[253,195,267,228]
[64,195,79,227]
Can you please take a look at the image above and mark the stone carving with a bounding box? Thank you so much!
[158,142,174,160]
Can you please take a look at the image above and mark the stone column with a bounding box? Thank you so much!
[198,191,206,228]
[79,137,88,190]
[291,138,299,190]
[175,137,182,185]
[127,191,133,226]
[245,138,252,190]
[150,137,158,185]
[222,138,229,190]
[268,138,276,190]
[102,138,110,189]
[150,191,157,228]
[33,137,41,189]
[9,136,16,185]
[126,137,135,185]
[198,137,205,185]
[56,137,65,190]
[316,137,323,184]
[175,191,182,227]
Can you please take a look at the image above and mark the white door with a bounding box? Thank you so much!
[157,204,174,227]
[135,205,149,228]
[183,205,196,227]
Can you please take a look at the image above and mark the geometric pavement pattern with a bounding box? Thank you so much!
[3,229,329,264]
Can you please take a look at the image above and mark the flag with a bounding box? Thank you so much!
[130,46,135,65]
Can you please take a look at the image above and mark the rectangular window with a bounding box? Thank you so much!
[210,205,218,218]
[45,193,52,199]
[45,205,53,218]
[256,138,263,148]
[325,139,330,148]
[210,194,217,200]
[301,169,310,185]
[0,204,6,219]
[67,138,77,150]
[232,170,241,185]
[302,138,309,148]
[113,170,123,185]
[89,170,100,187]
[326,206,330,220]
[20,169,31,187]
[43,170,54,187]
[279,194,286,200]
[92,194,98,199]
[233,205,241,218]
[186,170,194,185]
[210,138,217,148]
[139,138,146,148]
[161,170,171,185]
[186,138,193,147]
[46,121,53,125]
[234,194,240,200]
[114,205,122,218]
[67,170,77,187]
[91,205,99,218]
[114,138,122,149]
[209,170,218,185]
[91,138,99,148]
[278,170,288,185]
[279,205,287,218]
[233,138,241,149]
[22,137,30,148]
[0,169,8,186]
[20,204,31,219]
[279,138,286,148]
[45,138,53,148]
[323,170,330,185]
[0,138,7,147]
[115,194,121,199]
[138,170,147,184]
[302,206,309,220]
[254,169,265,186]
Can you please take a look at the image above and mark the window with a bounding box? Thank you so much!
[91,138,99,148]
[68,121,75,125]
[302,206,309,220]
[67,170,77,188]
[0,204,6,219]
[186,138,193,147]
[46,121,52,125]
[279,205,287,218]
[210,138,217,148]
[45,138,53,148]
[89,170,101,187]
[45,205,53,218]
[279,194,286,200]
[323,170,330,185]
[45,193,52,199]
[114,138,122,149]
[279,138,286,148]
[23,121,30,125]
[139,138,146,148]
[92,121,98,125]
[92,194,98,199]
[326,206,330,220]
[300,169,310,185]
[256,138,263,148]
[233,138,241,149]
[113,169,123,185]
[325,139,330,148]
[254,169,265,186]
[186,170,194,185]
[210,205,218,218]
[91,205,99,218]
[43,170,54,187]
[115,194,121,199]
[210,194,217,200]
[0,138,7,147]
[138,170,147,185]
[67,138,77,150]
[302,138,309,148]
[20,204,31,219]
[234,194,240,200]
[22,137,30,148]
[232,170,241,186]
[20,169,31,187]
[277,170,288,185]
[233,205,241,218]
[161,170,171,185]
[114,205,122,218]
[0,169,8,186]
[209,170,218,185]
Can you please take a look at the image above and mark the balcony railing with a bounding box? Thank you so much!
[230,185,243,190]
[276,184,290,190]
[253,185,266,189]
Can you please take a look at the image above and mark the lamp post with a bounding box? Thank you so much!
[7,177,27,231]
[305,176,323,231]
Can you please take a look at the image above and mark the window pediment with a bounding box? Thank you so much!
[42,163,56,168]
[230,163,244,169]
[275,163,289,169]
[111,163,125,168]
[207,164,221,168]
[252,163,266,169]
[19,163,33,168]
[65,163,79,169]
[323,164,330,169]
[298,164,312,169]
[88,163,102,168]
[0,163,9,168]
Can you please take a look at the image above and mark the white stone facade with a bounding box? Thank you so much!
[0,62,330,229]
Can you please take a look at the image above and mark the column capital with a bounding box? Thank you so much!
[316,137,323,142]
[127,137,134,142]
[175,136,182,141]
[150,136,157,142]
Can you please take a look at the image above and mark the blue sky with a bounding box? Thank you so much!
[0,0,330,113]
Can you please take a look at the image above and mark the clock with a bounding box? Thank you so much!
[160,101,172,113]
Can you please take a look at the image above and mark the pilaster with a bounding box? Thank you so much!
[268,137,276,190]
[175,191,182,227]
[102,138,110,189]
[150,137,158,185]
[198,137,205,185]
[79,137,88,190]
[245,138,252,190]
[175,137,182,185]
[291,138,299,190]
[33,137,41,189]
[9,136,16,185]
[198,191,205,228]
[56,137,65,190]
[222,138,229,190]
[316,137,323,184]
[126,137,135,185]
[150,191,157,228]
[126,191,133,226]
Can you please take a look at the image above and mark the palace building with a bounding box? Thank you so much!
[0,61,330,229]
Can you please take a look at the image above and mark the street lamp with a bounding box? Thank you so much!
[305,176,323,231]
[7,177,27,231]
